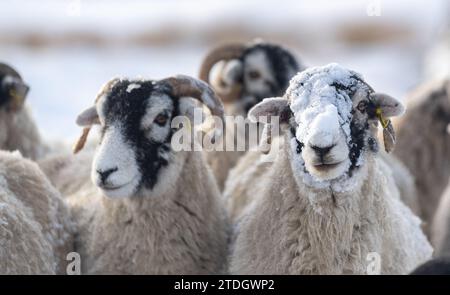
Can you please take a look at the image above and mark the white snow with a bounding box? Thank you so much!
[287,64,373,192]
[126,83,141,93]
[307,105,340,148]
[288,63,362,146]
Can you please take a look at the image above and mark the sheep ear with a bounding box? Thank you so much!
[76,106,99,127]
[370,93,404,153]
[371,93,405,118]
[248,97,290,124]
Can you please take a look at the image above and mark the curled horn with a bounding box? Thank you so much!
[198,43,246,83]
[160,75,225,142]
[0,63,22,79]
[73,78,120,154]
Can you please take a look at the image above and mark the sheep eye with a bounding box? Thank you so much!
[154,113,168,126]
[218,78,228,88]
[248,70,261,80]
[357,101,367,113]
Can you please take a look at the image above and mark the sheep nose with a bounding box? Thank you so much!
[97,167,118,184]
[310,144,335,158]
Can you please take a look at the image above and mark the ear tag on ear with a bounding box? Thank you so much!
[376,107,396,153]
[9,89,25,110]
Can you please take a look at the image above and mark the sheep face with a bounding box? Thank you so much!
[75,76,224,199]
[249,64,404,185]
[0,63,30,150]
[291,86,378,181]
[208,43,300,115]
[0,65,29,112]
[88,81,177,198]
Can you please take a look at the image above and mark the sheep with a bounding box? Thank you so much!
[0,150,74,274]
[65,75,230,274]
[199,40,302,190]
[0,62,50,160]
[229,63,432,274]
[393,78,450,234]
[431,124,450,256]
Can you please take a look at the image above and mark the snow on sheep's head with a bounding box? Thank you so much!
[199,40,301,115]
[249,63,405,186]
[74,75,224,199]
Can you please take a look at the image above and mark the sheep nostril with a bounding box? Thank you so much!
[97,167,118,184]
[310,144,335,157]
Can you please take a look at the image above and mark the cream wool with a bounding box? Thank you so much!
[0,106,48,160]
[0,150,74,274]
[225,139,420,221]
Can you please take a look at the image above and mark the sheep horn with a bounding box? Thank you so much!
[198,43,246,83]
[160,75,225,142]
[0,63,22,79]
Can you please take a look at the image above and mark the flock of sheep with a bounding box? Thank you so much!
[0,39,449,275]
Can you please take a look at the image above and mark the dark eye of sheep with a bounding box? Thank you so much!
[357,100,367,113]
[248,70,261,80]
[219,78,228,88]
[154,113,168,126]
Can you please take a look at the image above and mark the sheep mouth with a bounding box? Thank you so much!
[99,178,137,192]
[101,184,126,191]
[312,161,343,171]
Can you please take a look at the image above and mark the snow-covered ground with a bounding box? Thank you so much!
[0,0,448,142]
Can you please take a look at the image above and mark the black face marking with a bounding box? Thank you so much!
[241,43,301,113]
[367,136,378,153]
[101,80,178,191]
[289,120,303,154]
[0,75,11,107]
[348,120,370,175]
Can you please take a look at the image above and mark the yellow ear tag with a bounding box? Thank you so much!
[9,89,25,110]
[375,107,389,129]
[375,107,396,153]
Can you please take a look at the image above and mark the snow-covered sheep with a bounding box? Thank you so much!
[0,150,74,274]
[199,40,302,190]
[229,64,432,274]
[66,75,230,274]
[394,78,450,233]
[0,63,50,160]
